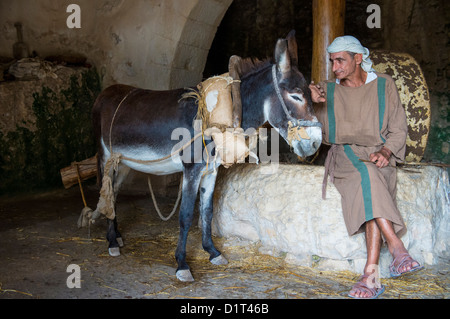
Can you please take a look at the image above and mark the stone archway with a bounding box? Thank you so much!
[169,0,233,89]
[0,0,233,90]
[93,0,233,90]
[99,0,233,90]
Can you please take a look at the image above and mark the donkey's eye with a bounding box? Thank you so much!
[289,94,304,103]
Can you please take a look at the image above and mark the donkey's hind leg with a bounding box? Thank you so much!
[107,164,130,257]
[199,171,228,266]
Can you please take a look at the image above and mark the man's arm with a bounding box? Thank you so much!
[369,146,392,168]
[370,76,408,168]
[309,81,326,103]
[382,78,408,161]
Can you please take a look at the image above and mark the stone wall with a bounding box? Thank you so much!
[0,60,101,193]
[211,164,449,277]
[0,59,89,134]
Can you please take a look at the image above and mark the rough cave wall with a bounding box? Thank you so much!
[381,0,449,163]
[0,0,232,193]
[0,0,233,90]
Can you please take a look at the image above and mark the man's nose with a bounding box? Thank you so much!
[331,61,338,72]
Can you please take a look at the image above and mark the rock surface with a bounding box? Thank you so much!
[211,164,449,277]
[0,58,89,134]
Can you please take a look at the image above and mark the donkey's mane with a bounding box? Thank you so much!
[237,57,272,80]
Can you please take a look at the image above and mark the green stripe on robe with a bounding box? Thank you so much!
[377,77,386,143]
[343,145,374,221]
[326,82,336,144]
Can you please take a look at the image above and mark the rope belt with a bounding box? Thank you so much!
[322,144,338,200]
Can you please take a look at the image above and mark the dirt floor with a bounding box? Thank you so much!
[0,183,448,301]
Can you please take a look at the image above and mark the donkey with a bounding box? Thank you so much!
[91,30,322,281]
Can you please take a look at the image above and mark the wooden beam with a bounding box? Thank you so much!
[312,0,346,83]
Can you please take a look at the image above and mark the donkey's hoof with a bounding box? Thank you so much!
[210,254,228,266]
[117,237,124,248]
[108,247,121,257]
[176,269,194,282]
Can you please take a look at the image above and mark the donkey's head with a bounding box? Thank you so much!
[266,30,322,158]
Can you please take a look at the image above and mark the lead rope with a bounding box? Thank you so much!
[272,65,295,123]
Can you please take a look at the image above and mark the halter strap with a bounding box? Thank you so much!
[271,65,322,128]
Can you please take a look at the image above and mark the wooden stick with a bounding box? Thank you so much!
[398,162,450,168]
[75,163,87,207]
[359,158,450,168]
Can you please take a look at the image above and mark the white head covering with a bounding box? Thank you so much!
[327,36,375,72]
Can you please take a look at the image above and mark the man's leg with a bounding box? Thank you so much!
[375,218,420,273]
[349,219,382,298]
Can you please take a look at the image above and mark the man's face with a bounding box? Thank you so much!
[329,51,361,80]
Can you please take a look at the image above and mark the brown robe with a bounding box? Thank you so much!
[315,73,408,237]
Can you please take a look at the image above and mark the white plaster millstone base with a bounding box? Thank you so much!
[211,164,449,277]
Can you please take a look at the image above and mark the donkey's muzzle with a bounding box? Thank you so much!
[290,122,322,158]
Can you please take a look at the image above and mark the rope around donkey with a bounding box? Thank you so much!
[97,90,204,222]
[147,175,183,221]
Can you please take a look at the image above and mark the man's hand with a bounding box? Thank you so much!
[369,147,392,168]
[309,81,326,103]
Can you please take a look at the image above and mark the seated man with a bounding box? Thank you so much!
[310,35,423,299]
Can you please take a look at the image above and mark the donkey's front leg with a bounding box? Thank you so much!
[175,164,203,282]
[199,171,228,266]
[106,217,123,256]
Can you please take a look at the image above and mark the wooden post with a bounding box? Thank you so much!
[312,0,346,83]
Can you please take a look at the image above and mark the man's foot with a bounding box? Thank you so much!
[348,274,385,299]
[389,253,423,278]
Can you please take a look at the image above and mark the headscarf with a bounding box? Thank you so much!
[327,36,375,72]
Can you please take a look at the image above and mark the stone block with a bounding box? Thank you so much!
[211,164,449,277]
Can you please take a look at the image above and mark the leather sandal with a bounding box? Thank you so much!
[389,253,424,278]
[348,274,385,299]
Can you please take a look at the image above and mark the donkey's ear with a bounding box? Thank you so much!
[286,30,298,67]
[274,38,291,74]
